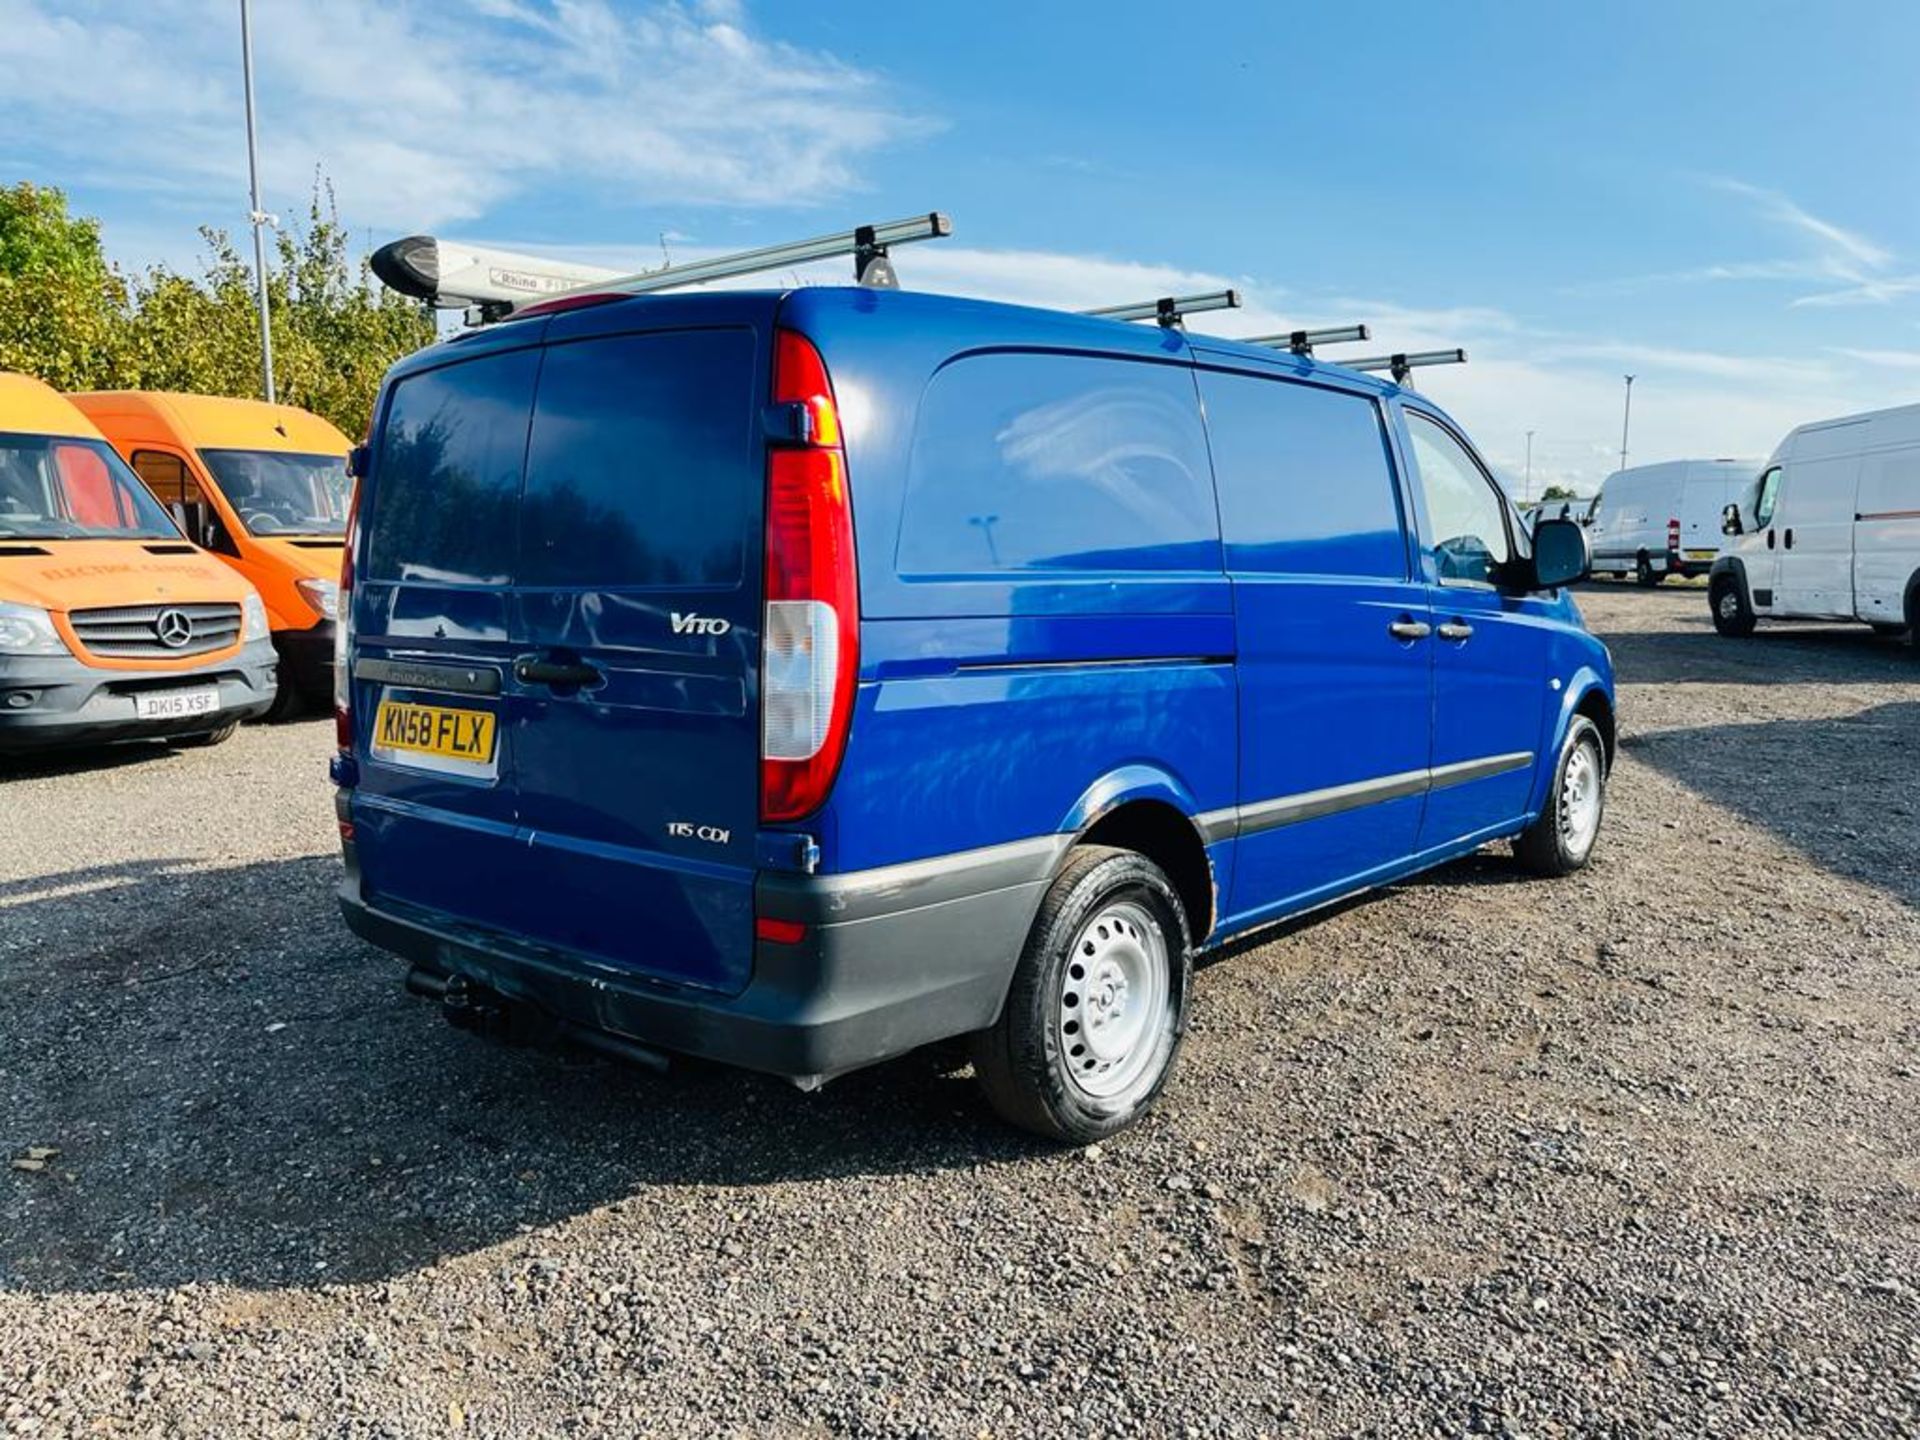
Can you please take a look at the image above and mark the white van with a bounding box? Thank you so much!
[1586,459,1758,584]
[1709,403,1920,642]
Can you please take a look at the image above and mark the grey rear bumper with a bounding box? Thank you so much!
[338,820,1064,1082]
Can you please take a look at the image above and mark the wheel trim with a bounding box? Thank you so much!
[1058,900,1168,1101]
[1559,738,1604,857]
[1717,589,1741,620]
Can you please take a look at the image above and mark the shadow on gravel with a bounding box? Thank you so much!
[0,741,187,782]
[1625,699,1920,911]
[1598,615,1917,687]
[0,855,1048,1297]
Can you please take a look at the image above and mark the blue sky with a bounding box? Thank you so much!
[4,0,1919,493]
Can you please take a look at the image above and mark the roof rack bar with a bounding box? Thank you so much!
[1083,289,1242,329]
[552,212,953,302]
[1340,348,1468,384]
[1242,323,1371,356]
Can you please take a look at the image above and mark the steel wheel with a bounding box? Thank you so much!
[1558,735,1604,860]
[1057,900,1168,1101]
[1717,589,1742,623]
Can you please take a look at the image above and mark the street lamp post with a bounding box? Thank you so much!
[1619,374,1635,475]
[1524,429,1535,502]
[239,0,276,403]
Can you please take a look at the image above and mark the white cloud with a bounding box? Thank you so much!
[0,0,930,230]
[1710,178,1892,273]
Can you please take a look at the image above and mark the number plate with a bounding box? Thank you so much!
[371,698,498,776]
[133,687,220,720]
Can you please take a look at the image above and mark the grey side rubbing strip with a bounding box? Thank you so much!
[1200,750,1535,841]
[765,751,1537,924]
[1235,766,1430,837]
[1427,750,1533,790]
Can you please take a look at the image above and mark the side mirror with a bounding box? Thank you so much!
[1529,517,1589,590]
[346,444,371,480]
[1721,502,1744,537]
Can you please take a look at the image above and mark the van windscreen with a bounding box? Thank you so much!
[0,432,180,541]
[200,449,351,537]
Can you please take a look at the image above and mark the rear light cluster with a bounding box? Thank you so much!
[760,330,858,824]
[1667,517,1682,552]
[334,477,360,752]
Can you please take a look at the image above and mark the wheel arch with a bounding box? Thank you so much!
[1059,766,1218,948]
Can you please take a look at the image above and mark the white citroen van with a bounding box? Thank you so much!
[1709,403,1920,643]
[1587,459,1758,585]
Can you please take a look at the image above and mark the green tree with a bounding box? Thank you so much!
[1540,483,1580,502]
[0,178,434,439]
[0,181,129,390]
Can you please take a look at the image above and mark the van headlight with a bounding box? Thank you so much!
[295,577,339,622]
[241,592,270,641]
[0,602,69,657]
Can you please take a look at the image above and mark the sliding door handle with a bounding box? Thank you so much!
[1437,620,1474,642]
[1388,618,1432,641]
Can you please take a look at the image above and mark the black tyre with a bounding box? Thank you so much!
[1634,552,1659,587]
[1870,623,1907,638]
[1710,574,1756,637]
[262,665,306,722]
[171,722,239,748]
[972,845,1191,1144]
[1514,715,1607,877]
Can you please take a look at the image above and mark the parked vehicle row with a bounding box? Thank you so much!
[329,282,1615,1142]
[0,374,351,754]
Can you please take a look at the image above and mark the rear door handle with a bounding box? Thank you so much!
[514,656,603,689]
[1388,618,1432,641]
[1437,620,1474,642]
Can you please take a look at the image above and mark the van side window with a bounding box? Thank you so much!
[1753,466,1781,528]
[132,450,216,547]
[1403,411,1513,586]
[897,353,1218,575]
[1196,371,1406,577]
[519,329,756,588]
[365,349,540,586]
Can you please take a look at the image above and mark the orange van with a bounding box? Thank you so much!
[0,373,277,751]
[73,391,352,719]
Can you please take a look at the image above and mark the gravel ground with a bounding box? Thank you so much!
[3,585,1917,1439]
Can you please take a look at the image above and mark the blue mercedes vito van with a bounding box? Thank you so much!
[331,284,1612,1142]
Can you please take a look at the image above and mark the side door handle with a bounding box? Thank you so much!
[1388,617,1432,641]
[1784,528,1794,549]
[1437,620,1474,642]
[514,655,603,689]
[1767,529,1776,549]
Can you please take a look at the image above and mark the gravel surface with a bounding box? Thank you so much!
[3,585,1917,1438]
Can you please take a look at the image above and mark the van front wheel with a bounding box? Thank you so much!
[1710,575,1756,637]
[1514,715,1607,877]
[972,846,1191,1144]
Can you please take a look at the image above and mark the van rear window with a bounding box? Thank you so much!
[365,349,539,585]
[518,329,756,589]
[897,353,1219,576]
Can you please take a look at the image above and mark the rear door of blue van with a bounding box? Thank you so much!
[347,297,773,996]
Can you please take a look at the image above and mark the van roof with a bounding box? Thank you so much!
[0,371,109,441]
[70,390,352,454]
[399,284,1410,400]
